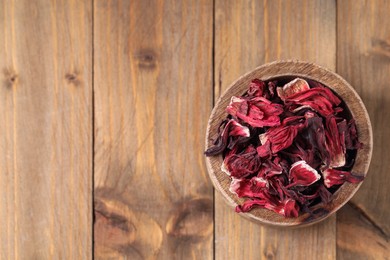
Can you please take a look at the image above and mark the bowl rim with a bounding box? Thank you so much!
[204,60,373,227]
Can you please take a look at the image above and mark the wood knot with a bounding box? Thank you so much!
[3,68,18,88]
[166,197,213,243]
[134,49,158,69]
[65,71,81,86]
[94,189,162,259]
[264,244,277,260]
[370,38,390,60]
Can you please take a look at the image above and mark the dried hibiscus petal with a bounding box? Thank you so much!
[286,160,321,188]
[222,145,261,179]
[277,78,310,101]
[257,157,283,178]
[284,86,342,117]
[205,119,250,156]
[322,168,364,188]
[325,116,346,167]
[205,77,363,218]
[236,196,299,218]
[256,116,305,156]
[229,176,268,198]
[227,96,283,127]
[247,79,266,97]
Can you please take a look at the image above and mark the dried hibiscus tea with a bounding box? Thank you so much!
[205,77,363,218]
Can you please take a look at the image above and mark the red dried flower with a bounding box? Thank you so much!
[286,160,321,188]
[205,119,250,156]
[206,77,363,218]
[322,168,364,188]
[257,116,305,157]
[226,96,283,127]
[325,116,346,167]
[222,145,261,179]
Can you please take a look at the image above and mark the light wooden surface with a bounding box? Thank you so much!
[0,0,92,259]
[0,0,389,259]
[93,0,213,259]
[337,1,390,259]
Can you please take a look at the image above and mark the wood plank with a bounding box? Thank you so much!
[337,0,390,258]
[337,204,389,260]
[0,0,92,259]
[214,0,336,259]
[93,0,213,259]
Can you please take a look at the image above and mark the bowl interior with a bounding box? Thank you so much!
[205,61,373,227]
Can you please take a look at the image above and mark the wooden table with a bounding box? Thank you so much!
[1,0,389,259]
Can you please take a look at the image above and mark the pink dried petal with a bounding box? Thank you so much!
[229,120,250,137]
[224,145,261,178]
[325,116,346,167]
[277,78,310,101]
[322,168,364,188]
[268,125,300,153]
[256,116,306,157]
[286,160,321,188]
[287,86,341,105]
[229,177,268,198]
[256,140,272,158]
[285,86,341,117]
[283,199,300,218]
[226,96,283,127]
[247,79,265,97]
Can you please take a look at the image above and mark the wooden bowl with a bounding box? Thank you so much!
[205,60,373,227]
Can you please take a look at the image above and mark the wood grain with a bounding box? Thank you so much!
[337,204,389,260]
[337,0,390,258]
[0,0,92,259]
[93,0,213,259]
[214,0,337,259]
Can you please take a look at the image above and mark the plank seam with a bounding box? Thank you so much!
[91,0,95,258]
[212,0,216,259]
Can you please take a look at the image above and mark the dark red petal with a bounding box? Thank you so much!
[268,81,277,98]
[348,120,363,149]
[205,119,250,156]
[223,145,261,178]
[235,199,266,213]
[303,115,329,166]
[258,158,283,178]
[286,160,321,188]
[318,184,333,204]
[322,168,364,188]
[340,119,363,149]
[277,78,310,101]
